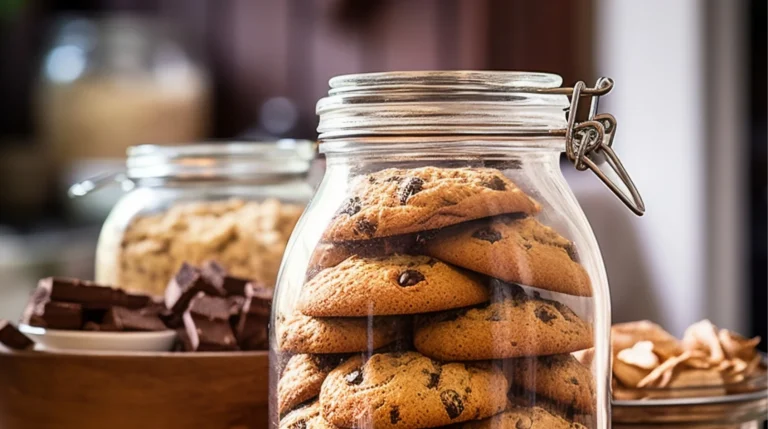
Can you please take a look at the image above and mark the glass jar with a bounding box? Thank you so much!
[91,140,315,296]
[270,72,646,429]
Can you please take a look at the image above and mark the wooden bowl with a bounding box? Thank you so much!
[0,348,269,429]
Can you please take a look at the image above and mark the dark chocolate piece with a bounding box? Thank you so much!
[201,260,251,297]
[0,320,34,350]
[234,283,272,350]
[166,263,224,319]
[182,313,239,352]
[188,294,231,322]
[38,277,150,309]
[28,302,83,330]
[101,307,168,332]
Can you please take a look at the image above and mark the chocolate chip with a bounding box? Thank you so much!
[355,219,377,236]
[289,419,307,429]
[523,242,532,250]
[368,176,377,183]
[345,369,363,385]
[398,177,424,205]
[440,390,464,419]
[426,370,441,389]
[566,243,580,262]
[535,307,557,324]
[483,175,507,191]
[340,197,361,216]
[385,176,403,183]
[515,417,533,429]
[570,377,580,385]
[472,227,502,243]
[390,406,401,424]
[397,270,425,287]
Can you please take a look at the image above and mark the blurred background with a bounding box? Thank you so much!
[0,0,764,347]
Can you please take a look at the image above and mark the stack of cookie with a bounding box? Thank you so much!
[276,167,597,429]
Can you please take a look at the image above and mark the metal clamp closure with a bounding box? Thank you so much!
[556,78,646,216]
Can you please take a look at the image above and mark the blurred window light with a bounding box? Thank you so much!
[45,45,86,83]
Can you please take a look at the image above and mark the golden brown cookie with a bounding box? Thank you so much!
[424,216,591,297]
[506,354,596,413]
[460,404,587,429]
[277,311,406,354]
[320,352,508,429]
[279,400,338,429]
[278,354,348,415]
[414,284,593,360]
[323,167,540,242]
[299,255,489,317]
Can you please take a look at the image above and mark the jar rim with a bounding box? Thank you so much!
[328,70,564,93]
[316,70,570,140]
[126,140,316,180]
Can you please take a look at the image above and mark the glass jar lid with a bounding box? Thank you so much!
[126,140,316,180]
[317,71,572,140]
[68,140,316,197]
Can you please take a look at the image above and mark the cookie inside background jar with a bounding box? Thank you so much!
[277,166,596,428]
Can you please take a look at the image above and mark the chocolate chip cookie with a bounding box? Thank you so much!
[506,354,596,413]
[278,312,407,354]
[299,255,489,317]
[279,354,348,415]
[323,167,541,242]
[414,284,593,360]
[320,352,508,429]
[460,404,587,429]
[425,216,592,297]
[279,400,338,429]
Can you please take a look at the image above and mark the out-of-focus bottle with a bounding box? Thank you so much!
[35,14,210,220]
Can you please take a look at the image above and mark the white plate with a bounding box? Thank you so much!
[18,324,177,353]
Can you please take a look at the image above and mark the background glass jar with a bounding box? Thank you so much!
[92,140,315,296]
[271,72,644,429]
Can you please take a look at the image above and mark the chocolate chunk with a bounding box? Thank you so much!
[482,175,507,191]
[233,283,273,351]
[472,227,502,243]
[570,377,580,385]
[166,263,224,324]
[426,372,441,389]
[189,294,231,322]
[397,270,425,287]
[565,243,580,262]
[0,320,34,350]
[340,197,362,216]
[534,307,557,324]
[355,219,377,236]
[28,302,83,330]
[440,390,464,419]
[38,277,150,310]
[101,307,167,332]
[182,313,239,352]
[201,260,251,297]
[345,369,363,385]
[398,177,424,205]
[390,406,401,424]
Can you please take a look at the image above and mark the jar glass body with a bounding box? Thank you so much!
[95,143,314,296]
[270,137,611,429]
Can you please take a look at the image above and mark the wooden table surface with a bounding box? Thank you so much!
[0,349,270,429]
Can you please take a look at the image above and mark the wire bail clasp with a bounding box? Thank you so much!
[563,78,646,216]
